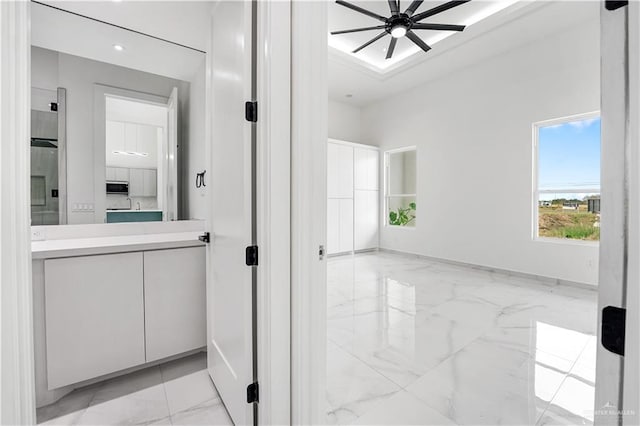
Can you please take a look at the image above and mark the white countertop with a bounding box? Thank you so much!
[32,231,205,259]
[106,209,163,213]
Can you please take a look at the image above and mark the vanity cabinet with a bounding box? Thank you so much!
[144,247,205,362]
[43,246,205,389]
[129,168,157,197]
[44,252,146,389]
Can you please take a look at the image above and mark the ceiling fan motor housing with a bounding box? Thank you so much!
[386,14,412,36]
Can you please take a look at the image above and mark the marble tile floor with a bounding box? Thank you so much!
[37,352,234,426]
[326,251,598,425]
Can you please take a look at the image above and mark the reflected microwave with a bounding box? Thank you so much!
[106,181,129,195]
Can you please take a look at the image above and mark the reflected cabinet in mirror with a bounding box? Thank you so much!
[30,1,206,225]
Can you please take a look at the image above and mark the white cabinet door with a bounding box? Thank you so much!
[143,169,157,197]
[129,168,144,196]
[355,190,379,250]
[106,167,116,181]
[144,247,206,362]
[338,198,354,253]
[354,148,379,191]
[115,167,129,182]
[327,143,353,198]
[327,198,340,255]
[367,149,379,191]
[44,253,145,389]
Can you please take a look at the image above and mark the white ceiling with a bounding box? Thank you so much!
[329,0,600,106]
[106,97,167,128]
[31,1,208,82]
[329,0,519,72]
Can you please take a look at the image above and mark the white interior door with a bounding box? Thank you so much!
[207,1,256,425]
[165,87,178,221]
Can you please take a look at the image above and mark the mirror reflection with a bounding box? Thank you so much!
[30,1,206,225]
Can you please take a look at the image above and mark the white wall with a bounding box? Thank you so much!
[362,19,600,285]
[328,99,362,143]
[31,46,199,224]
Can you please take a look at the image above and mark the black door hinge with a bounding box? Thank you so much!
[198,232,210,243]
[246,245,258,266]
[602,306,626,356]
[247,382,259,404]
[605,0,628,10]
[245,101,258,122]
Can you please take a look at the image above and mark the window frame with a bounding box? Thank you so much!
[532,111,601,244]
[384,146,417,229]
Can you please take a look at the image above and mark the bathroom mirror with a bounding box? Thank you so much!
[30,1,207,225]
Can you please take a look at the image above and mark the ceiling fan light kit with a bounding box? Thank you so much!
[331,0,470,59]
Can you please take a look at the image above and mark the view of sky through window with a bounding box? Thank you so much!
[538,117,601,198]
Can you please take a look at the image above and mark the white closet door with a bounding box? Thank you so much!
[327,143,353,198]
[355,148,379,191]
[327,198,340,254]
[367,149,379,190]
[354,190,378,250]
[354,148,368,190]
[338,198,354,253]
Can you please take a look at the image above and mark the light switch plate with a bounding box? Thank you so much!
[31,228,46,241]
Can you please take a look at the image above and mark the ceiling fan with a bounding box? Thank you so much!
[331,0,470,59]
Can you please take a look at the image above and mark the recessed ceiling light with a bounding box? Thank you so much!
[113,44,125,51]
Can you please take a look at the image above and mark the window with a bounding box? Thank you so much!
[534,113,601,241]
[385,147,416,227]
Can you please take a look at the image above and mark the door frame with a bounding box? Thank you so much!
[622,2,639,424]
[93,85,169,224]
[1,0,292,423]
[255,1,292,424]
[290,1,328,425]
[1,0,37,424]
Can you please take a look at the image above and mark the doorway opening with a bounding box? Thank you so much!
[324,1,601,424]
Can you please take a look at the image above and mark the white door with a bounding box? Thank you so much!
[596,2,637,423]
[165,87,178,221]
[208,1,256,425]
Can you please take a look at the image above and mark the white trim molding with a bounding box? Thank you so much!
[290,1,328,424]
[0,0,37,424]
[256,0,291,424]
[623,1,640,423]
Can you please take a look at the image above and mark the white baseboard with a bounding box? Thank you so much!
[377,248,597,291]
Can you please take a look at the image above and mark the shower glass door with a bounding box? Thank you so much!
[30,87,63,225]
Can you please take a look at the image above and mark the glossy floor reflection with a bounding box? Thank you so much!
[37,352,233,426]
[326,252,597,425]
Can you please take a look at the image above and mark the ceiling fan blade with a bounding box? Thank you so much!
[385,37,397,59]
[406,30,431,52]
[411,0,470,23]
[388,0,399,15]
[411,23,466,31]
[336,0,388,22]
[352,31,388,53]
[404,0,424,16]
[331,25,387,35]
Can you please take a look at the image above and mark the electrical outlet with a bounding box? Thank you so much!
[31,228,46,241]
